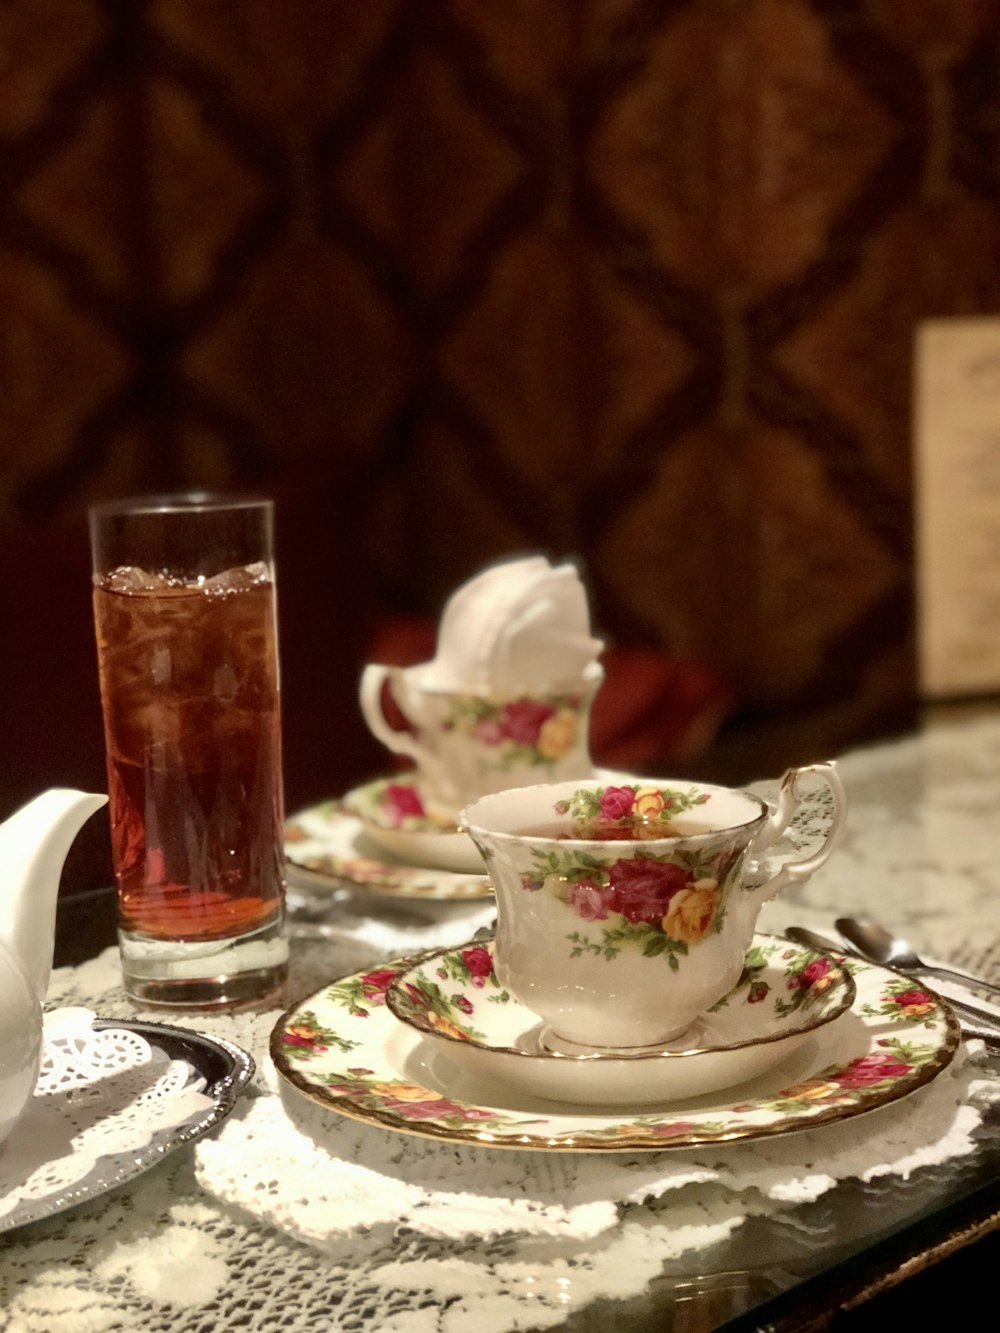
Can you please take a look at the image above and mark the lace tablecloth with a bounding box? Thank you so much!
[3,712,1000,1332]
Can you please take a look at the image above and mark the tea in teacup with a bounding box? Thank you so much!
[461,767,846,1049]
[517,782,714,841]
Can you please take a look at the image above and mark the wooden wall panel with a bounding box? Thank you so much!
[4,0,1000,801]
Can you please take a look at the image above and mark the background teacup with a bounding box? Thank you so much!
[359,661,604,823]
[460,765,847,1050]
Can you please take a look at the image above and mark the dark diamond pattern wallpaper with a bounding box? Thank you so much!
[3,1,1000,845]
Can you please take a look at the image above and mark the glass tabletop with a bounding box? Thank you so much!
[37,703,1000,1329]
[49,882,1000,1331]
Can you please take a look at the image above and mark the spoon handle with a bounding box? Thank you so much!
[833,917,1000,1000]
[917,962,1000,1000]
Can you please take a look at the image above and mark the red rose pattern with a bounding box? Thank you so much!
[283,1031,326,1052]
[789,957,831,989]
[606,857,695,923]
[497,698,556,745]
[832,1053,911,1088]
[360,969,398,1003]
[599,786,636,820]
[894,989,934,1007]
[384,1097,496,1122]
[383,783,426,823]
[651,1120,698,1138]
[568,879,614,920]
[461,946,494,979]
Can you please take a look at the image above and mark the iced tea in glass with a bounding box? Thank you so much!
[89,494,288,1006]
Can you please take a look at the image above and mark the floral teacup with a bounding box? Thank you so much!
[460,766,847,1049]
[359,661,603,822]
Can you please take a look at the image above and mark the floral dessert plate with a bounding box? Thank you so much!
[384,937,855,1106]
[271,938,961,1152]
[340,776,485,874]
[284,796,492,901]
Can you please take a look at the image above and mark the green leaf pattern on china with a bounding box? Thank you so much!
[445,689,587,772]
[859,978,947,1028]
[279,1008,360,1059]
[558,784,709,825]
[393,974,489,1043]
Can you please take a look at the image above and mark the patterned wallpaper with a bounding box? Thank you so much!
[4,0,1000,808]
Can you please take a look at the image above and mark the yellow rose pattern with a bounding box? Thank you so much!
[661,880,719,943]
[446,690,589,771]
[275,946,950,1147]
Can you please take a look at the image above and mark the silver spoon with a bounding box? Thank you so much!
[835,916,1000,999]
[785,925,1000,1037]
[785,925,854,956]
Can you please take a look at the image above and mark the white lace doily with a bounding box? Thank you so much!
[194,1043,997,1255]
[0,1008,214,1230]
[5,709,1000,1333]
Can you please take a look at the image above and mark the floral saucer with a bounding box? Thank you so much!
[340,776,485,874]
[271,940,961,1152]
[283,797,492,901]
[384,937,855,1106]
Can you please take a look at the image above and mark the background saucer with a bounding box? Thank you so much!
[340,776,484,873]
[285,767,841,904]
[284,799,493,900]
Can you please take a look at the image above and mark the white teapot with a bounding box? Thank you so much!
[0,789,108,1144]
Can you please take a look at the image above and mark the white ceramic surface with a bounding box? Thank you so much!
[359,660,603,821]
[385,935,856,1105]
[460,768,847,1048]
[0,790,108,1146]
[271,945,960,1151]
[340,776,485,873]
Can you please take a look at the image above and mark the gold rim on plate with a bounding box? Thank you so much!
[270,935,961,1152]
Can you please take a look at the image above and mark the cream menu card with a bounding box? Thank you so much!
[916,317,1000,697]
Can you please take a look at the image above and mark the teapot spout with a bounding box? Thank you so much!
[0,789,108,1001]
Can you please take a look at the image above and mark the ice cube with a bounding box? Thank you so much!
[102,565,172,594]
[203,561,271,595]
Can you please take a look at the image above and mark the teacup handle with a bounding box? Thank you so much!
[358,663,451,783]
[747,761,847,900]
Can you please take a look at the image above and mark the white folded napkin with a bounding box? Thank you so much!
[419,555,604,694]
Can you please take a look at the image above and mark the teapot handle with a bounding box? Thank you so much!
[747,761,847,901]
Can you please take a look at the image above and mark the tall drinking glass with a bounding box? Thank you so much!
[89,493,288,1007]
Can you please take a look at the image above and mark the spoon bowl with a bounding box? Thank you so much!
[834,916,1000,1000]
